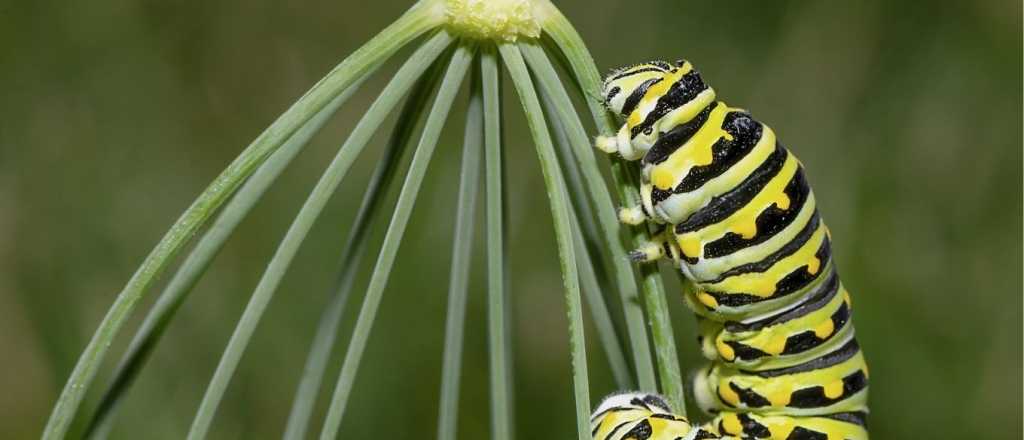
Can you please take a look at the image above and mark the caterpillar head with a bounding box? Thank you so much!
[592,392,674,419]
[591,392,699,439]
[601,60,680,117]
[601,60,714,160]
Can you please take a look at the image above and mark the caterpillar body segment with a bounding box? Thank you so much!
[591,393,721,440]
[709,411,869,440]
[591,393,869,440]
[590,59,869,440]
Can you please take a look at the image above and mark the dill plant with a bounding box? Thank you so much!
[44,1,690,439]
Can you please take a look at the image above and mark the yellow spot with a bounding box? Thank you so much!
[765,385,792,406]
[627,107,643,126]
[806,256,821,275]
[721,413,743,434]
[643,70,682,107]
[773,193,791,210]
[814,319,835,339]
[764,335,788,355]
[696,154,797,248]
[697,292,719,308]
[771,419,795,439]
[731,219,758,239]
[678,235,702,259]
[823,380,844,399]
[716,339,735,361]
[745,279,776,297]
[718,379,740,406]
[649,102,730,189]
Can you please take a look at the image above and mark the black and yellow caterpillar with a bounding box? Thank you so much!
[590,60,869,439]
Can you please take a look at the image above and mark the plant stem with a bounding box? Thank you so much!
[281,55,449,440]
[317,42,475,440]
[186,31,454,440]
[436,52,484,440]
[539,84,632,390]
[520,39,659,391]
[537,7,688,413]
[84,73,369,440]
[42,5,441,439]
[499,43,591,440]
[480,45,512,440]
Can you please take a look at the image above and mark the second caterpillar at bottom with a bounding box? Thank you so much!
[589,58,870,440]
[591,392,867,440]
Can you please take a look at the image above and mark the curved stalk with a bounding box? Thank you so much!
[281,56,449,440]
[499,43,591,440]
[539,85,632,390]
[317,42,475,440]
[84,75,369,440]
[537,8,687,413]
[521,36,660,392]
[436,54,484,440]
[42,5,442,438]
[481,45,513,440]
[187,32,454,440]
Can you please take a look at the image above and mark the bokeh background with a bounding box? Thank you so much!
[2,0,1021,438]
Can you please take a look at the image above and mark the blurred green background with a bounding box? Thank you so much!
[2,0,1021,438]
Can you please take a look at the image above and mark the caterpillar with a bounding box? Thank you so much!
[590,59,869,440]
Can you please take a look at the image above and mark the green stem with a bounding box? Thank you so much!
[436,53,483,440]
[84,73,369,440]
[281,56,448,440]
[538,7,688,413]
[499,43,590,440]
[317,42,475,440]
[539,84,631,390]
[42,5,440,439]
[520,39,659,391]
[187,32,454,440]
[481,45,512,440]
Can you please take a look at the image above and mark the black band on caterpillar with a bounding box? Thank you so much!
[591,60,870,440]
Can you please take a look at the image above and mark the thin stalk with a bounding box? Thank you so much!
[187,32,454,440]
[499,43,590,440]
[539,86,631,390]
[436,55,484,440]
[317,43,475,440]
[281,57,449,440]
[520,41,659,392]
[641,270,684,412]
[536,12,687,412]
[84,74,370,440]
[480,46,511,440]
[42,5,441,438]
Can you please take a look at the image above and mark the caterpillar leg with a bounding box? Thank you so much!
[627,227,678,263]
[595,124,646,160]
[595,135,620,155]
[628,240,664,263]
[618,205,648,225]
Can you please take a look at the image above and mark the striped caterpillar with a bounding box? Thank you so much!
[590,60,869,440]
